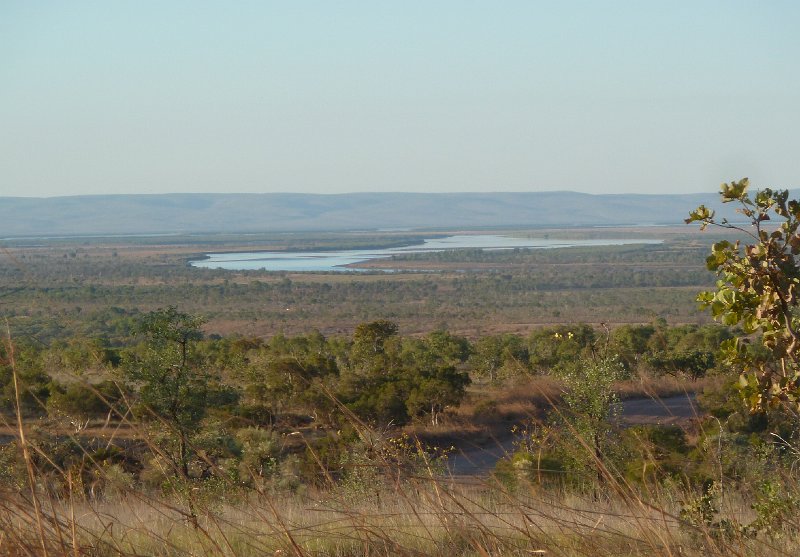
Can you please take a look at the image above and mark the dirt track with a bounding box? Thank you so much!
[619,392,699,425]
[447,393,700,476]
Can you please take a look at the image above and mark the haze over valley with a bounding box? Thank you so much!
[1,190,747,237]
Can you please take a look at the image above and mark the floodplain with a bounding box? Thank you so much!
[1,225,726,342]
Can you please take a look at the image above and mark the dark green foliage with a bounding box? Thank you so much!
[351,320,399,364]
[345,379,409,425]
[0,341,51,416]
[406,365,471,425]
[239,331,340,424]
[638,323,732,379]
[46,337,120,373]
[528,324,595,371]
[555,354,627,489]
[335,321,471,426]
[621,425,690,483]
[299,431,354,485]
[122,307,210,478]
[610,324,656,369]
[47,379,124,420]
[698,379,799,443]
[469,334,529,383]
[646,350,715,380]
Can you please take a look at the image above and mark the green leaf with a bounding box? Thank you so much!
[685,205,714,224]
[720,178,749,201]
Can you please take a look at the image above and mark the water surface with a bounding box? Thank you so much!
[190,235,662,272]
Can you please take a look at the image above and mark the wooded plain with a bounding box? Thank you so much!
[1,225,729,343]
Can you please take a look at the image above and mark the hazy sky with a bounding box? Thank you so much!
[2,1,798,197]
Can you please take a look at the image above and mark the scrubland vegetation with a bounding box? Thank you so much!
[6,315,793,556]
[3,205,800,556]
[2,226,717,341]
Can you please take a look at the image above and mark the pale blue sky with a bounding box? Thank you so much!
[1,1,798,197]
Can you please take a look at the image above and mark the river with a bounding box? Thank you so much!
[190,234,662,272]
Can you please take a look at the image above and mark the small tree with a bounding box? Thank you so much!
[406,365,470,426]
[469,334,529,383]
[352,320,399,364]
[557,353,627,488]
[687,178,800,412]
[123,307,208,479]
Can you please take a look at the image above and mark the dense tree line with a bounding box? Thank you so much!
[1,314,730,423]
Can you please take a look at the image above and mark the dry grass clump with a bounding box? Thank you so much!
[2,470,799,557]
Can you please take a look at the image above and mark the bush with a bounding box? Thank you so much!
[47,379,123,421]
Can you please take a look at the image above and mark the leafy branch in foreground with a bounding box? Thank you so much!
[687,178,800,411]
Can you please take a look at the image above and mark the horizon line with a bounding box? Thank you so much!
[1,189,722,200]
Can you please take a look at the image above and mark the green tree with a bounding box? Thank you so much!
[528,325,595,372]
[406,365,470,425]
[610,324,654,370]
[557,353,627,488]
[337,320,408,425]
[0,341,51,417]
[469,334,528,383]
[123,307,208,478]
[351,320,399,369]
[337,321,471,427]
[406,330,471,369]
[687,178,800,411]
[47,380,123,422]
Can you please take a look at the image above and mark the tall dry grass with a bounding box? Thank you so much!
[2,461,799,556]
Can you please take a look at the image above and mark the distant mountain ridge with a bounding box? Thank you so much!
[0,191,741,236]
